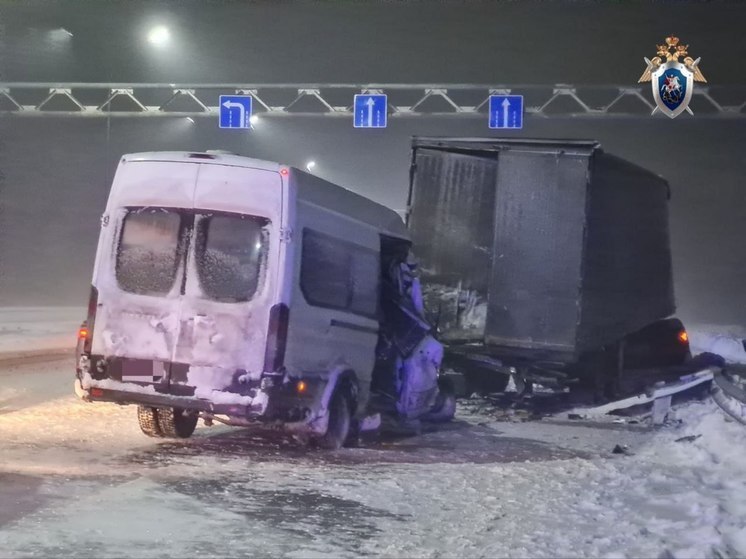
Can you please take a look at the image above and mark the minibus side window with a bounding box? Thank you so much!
[300,230,349,309]
[300,229,379,318]
[195,214,269,303]
[116,209,182,296]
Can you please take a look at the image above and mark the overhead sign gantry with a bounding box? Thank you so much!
[0,83,743,120]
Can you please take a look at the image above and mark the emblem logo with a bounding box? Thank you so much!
[638,35,707,118]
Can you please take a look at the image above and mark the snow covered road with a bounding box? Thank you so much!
[1,359,745,558]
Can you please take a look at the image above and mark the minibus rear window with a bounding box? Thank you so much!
[195,214,269,303]
[116,209,182,296]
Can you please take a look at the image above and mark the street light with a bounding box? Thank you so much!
[305,160,316,172]
[147,25,170,47]
[249,115,259,125]
[50,28,73,38]
[48,28,74,42]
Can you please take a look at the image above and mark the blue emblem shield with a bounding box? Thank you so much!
[657,68,687,111]
[651,61,694,118]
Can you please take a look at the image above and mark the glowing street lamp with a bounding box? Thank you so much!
[305,160,316,172]
[47,28,74,43]
[50,27,73,38]
[147,25,170,47]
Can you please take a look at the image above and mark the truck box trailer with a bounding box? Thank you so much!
[407,137,684,394]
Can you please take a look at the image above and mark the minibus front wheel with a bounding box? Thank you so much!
[314,389,352,450]
[422,376,457,423]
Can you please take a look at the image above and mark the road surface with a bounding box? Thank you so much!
[0,357,744,558]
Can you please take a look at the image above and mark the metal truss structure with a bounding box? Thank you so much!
[0,82,744,118]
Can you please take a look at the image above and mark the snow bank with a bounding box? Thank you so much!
[688,324,746,364]
[0,387,19,407]
[634,400,746,557]
[0,307,83,357]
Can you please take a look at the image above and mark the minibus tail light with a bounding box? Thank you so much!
[83,286,98,353]
[264,304,289,372]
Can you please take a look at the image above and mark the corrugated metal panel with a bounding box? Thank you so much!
[485,150,589,352]
[408,149,497,291]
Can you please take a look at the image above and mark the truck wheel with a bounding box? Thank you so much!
[463,366,510,396]
[155,407,198,439]
[137,405,163,438]
[422,377,457,423]
[315,389,352,450]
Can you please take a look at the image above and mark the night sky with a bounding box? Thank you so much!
[0,1,744,327]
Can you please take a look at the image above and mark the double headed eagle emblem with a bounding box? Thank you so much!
[638,36,707,117]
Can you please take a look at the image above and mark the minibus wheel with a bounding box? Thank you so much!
[156,407,198,438]
[315,389,352,450]
[137,405,163,438]
[422,377,457,423]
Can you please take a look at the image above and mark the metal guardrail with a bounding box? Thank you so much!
[712,367,746,425]
[0,83,744,118]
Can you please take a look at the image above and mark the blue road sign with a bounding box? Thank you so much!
[488,95,523,129]
[219,95,253,129]
[354,94,387,128]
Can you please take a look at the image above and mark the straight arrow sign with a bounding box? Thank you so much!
[489,94,524,129]
[366,97,375,127]
[353,94,387,128]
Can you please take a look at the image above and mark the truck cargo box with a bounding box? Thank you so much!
[407,137,675,360]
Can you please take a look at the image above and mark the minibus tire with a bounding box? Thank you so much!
[315,390,351,450]
[137,406,163,438]
[156,407,198,439]
[422,377,457,423]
